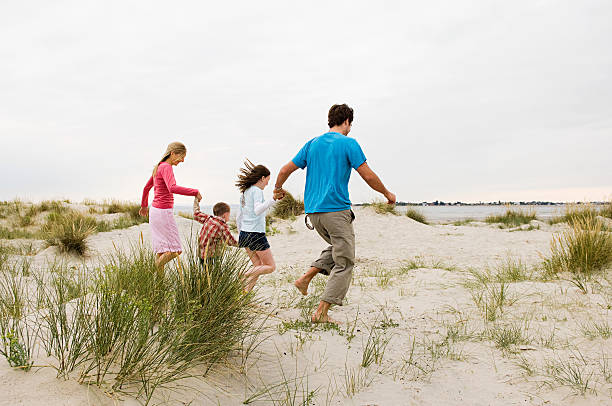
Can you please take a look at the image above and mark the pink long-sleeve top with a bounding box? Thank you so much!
[141,162,199,209]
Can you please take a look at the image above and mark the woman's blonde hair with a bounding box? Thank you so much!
[153,142,187,177]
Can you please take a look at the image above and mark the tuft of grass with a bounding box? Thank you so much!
[41,210,97,255]
[548,204,598,226]
[373,267,393,289]
[544,354,594,396]
[452,218,474,226]
[243,358,319,405]
[272,192,304,220]
[542,216,612,277]
[487,323,531,354]
[600,201,612,219]
[485,207,536,227]
[0,226,35,240]
[470,279,517,322]
[366,200,398,215]
[515,355,536,376]
[360,325,392,367]
[494,257,533,282]
[581,320,612,340]
[342,364,372,398]
[405,208,428,224]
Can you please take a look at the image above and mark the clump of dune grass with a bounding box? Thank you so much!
[271,191,304,219]
[405,208,427,224]
[485,207,536,227]
[41,210,97,255]
[469,278,517,322]
[365,200,397,215]
[542,217,612,277]
[486,322,531,354]
[494,257,534,282]
[548,204,599,226]
[544,353,594,396]
[103,200,148,228]
[581,320,612,340]
[0,226,35,240]
[30,238,260,404]
[600,201,612,219]
[452,218,474,226]
[0,260,35,371]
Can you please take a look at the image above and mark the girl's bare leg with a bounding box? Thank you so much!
[245,248,262,267]
[244,249,276,292]
[155,251,180,274]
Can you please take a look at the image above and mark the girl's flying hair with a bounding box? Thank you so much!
[153,142,187,177]
[236,159,271,194]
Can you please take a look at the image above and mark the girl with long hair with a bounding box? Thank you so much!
[140,142,201,271]
[235,160,283,291]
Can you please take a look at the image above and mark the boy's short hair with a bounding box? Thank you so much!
[213,202,231,217]
[328,104,354,127]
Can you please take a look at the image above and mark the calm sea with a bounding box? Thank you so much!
[175,204,571,224]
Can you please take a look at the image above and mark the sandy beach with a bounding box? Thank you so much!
[1,203,611,406]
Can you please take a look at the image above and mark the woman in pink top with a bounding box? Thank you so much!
[140,142,201,271]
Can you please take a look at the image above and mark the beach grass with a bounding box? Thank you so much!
[365,200,398,215]
[272,191,305,220]
[600,201,612,219]
[41,210,97,255]
[20,239,259,404]
[405,208,428,224]
[542,216,612,277]
[548,204,600,226]
[485,207,536,227]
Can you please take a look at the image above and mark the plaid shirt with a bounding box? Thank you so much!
[193,200,238,259]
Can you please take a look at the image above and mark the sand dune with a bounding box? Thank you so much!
[1,206,611,405]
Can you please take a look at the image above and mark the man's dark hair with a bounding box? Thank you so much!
[328,104,354,128]
[213,202,230,217]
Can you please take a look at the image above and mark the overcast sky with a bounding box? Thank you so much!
[1,0,610,206]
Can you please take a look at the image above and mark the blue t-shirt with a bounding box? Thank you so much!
[292,132,366,213]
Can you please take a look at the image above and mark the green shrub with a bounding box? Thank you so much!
[405,208,427,224]
[272,192,304,219]
[485,208,536,227]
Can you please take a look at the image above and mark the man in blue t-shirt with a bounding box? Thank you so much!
[274,104,396,323]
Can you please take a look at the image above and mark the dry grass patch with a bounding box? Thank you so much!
[364,200,398,215]
[485,207,536,228]
[542,217,612,278]
[405,208,428,224]
[272,191,304,220]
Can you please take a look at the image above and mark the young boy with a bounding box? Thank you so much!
[193,197,238,263]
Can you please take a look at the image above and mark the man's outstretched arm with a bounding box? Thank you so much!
[356,162,396,204]
[274,161,299,190]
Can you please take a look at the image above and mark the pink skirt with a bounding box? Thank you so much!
[149,206,182,254]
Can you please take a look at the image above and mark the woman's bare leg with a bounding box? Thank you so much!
[244,249,276,292]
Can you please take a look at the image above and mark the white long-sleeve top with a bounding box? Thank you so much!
[236,185,276,233]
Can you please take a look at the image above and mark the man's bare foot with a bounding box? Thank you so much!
[311,313,340,325]
[294,278,309,296]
